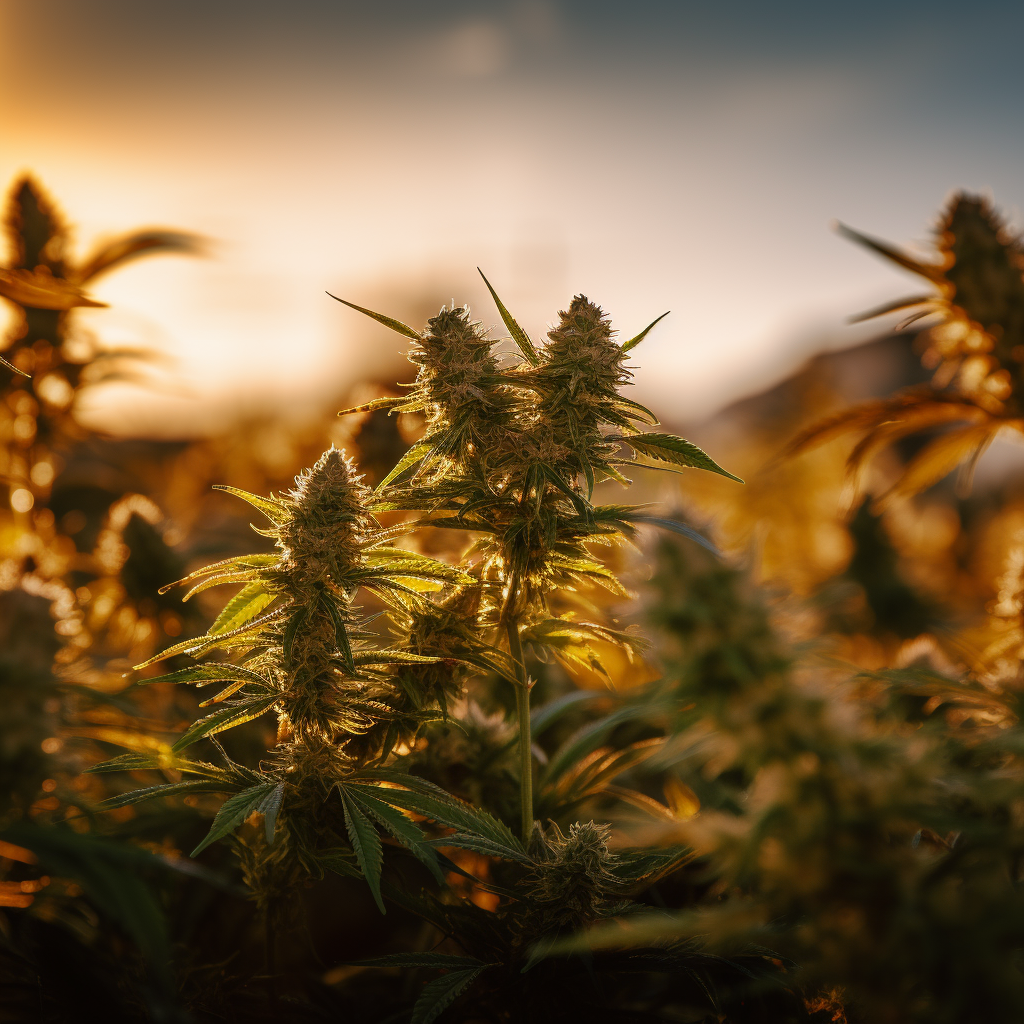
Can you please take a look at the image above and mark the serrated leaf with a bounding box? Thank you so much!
[412,966,487,1024]
[354,648,439,666]
[99,779,227,810]
[282,605,306,664]
[368,785,524,855]
[208,582,273,635]
[478,268,539,365]
[618,433,743,482]
[377,441,433,490]
[211,485,288,524]
[198,680,248,706]
[157,553,279,595]
[255,782,285,843]
[182,570,265,602]
[427,832,534,865]
[86,751,222,776]
[171,694,280,752]
[541,466,590,516]
[145,662,273,688]
[327,293,421,340]
[621,310,669,353]
[340,788,386,913]
[191,783,276,856]
[346,786,444,883]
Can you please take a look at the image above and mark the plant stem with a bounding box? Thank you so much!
[505,616,533,843]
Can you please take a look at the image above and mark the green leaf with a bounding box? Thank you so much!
[541,466,590,516]
[86,751,223,777]
[182,570,265,603]
[478,268,539,365]
[171,694,280,752]
[192,782,277,856]
[426,832,533,865]
[282,605,306,664]
[618,433,743,482]
[377,440,434,491]
[208,582,274,635]
[353,649,439,666]
[612,395,659,424]
[580,451,595,499]
[211,485,289,524]
[162,552,279,591]
[338,395,410,416]
[366,783,525,855]
[256,782,285,843]
[327,293,421,340]
[144,662,273,688]
[99,779,227,810]
[326,598,355,672]
[346,786,444,883]
[412,966,487,1024]
[621,310,669,353]
[340,788,386,913]
[542,704,653,787]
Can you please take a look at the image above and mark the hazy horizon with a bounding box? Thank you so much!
[4,0,1024,435]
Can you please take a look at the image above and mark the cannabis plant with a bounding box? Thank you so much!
[90,278,789,1020]
[788,193,1024,503]
[603,537,1024,1024]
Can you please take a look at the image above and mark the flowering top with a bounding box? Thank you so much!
[790,194,1024,502]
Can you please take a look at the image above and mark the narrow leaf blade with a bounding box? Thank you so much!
[478,269,539,365]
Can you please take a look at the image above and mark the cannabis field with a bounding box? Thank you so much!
[5,175,1024,1024]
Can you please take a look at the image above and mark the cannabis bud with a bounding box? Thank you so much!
[524,821,624,930]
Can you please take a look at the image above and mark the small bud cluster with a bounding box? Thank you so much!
[278,447,370,591]
[520,821,626,931]
[521,296,633,485]
[412,305,519,482]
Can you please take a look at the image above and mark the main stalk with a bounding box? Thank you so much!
[505,616,533,843]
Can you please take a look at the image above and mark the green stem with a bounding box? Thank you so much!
[506,616,533,843]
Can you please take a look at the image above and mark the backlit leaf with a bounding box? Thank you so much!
[619,433,743,482]
[621,310,669,353]
[327,293,421,341]
[192,783,277,856]
[340,788,386,913]
[478,268,539,365]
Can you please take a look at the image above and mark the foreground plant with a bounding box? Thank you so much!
[91,278,770,1018]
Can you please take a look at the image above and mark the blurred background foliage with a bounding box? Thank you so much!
[4,175,1024,1022]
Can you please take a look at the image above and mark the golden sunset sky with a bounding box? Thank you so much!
[3,0,1024,434]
